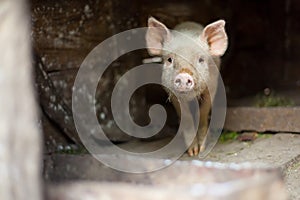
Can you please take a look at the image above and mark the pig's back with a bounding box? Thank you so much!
[174,22,204,36]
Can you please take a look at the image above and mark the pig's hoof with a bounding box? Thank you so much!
[199,143,206,153]
[188,141,206,156]
[188,140,199,156]
[188,146,199,156]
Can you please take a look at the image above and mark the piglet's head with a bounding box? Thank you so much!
[146,17,228,99]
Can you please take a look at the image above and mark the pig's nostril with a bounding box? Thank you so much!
[175,79,181,86]
[186,79,193,86]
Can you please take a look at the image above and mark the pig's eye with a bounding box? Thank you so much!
[167,57,173,63]
[198,58,204,63]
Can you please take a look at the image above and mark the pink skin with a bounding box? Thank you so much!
[174,73,194,92]
[146,17,228,156]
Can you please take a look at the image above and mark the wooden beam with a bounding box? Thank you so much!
[0,0,42,199]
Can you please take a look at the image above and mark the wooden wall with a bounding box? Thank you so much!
[31,0,300,148]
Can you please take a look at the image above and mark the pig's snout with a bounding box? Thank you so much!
[174,73,194,92]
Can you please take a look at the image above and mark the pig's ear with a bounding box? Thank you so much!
[146,17,171,55]
[202,20,228,56]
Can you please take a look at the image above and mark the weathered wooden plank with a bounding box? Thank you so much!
[0,0,41,199]
[224,107,300,133]
[34,55,81,144]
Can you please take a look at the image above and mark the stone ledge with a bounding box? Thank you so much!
[224,107,300,133]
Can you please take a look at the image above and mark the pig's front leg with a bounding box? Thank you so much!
[197,91,211,153]
[170,95,199,156]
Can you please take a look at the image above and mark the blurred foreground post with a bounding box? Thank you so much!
[0,0,42,199]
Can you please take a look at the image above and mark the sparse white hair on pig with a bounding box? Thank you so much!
[146,17,228,156]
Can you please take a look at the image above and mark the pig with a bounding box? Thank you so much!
[146,17,228,156]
